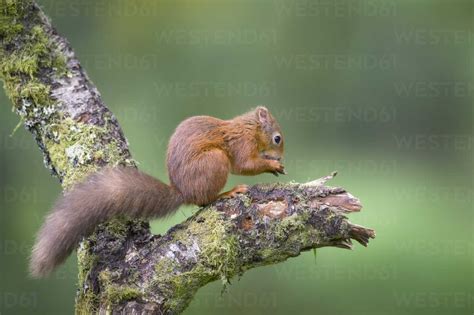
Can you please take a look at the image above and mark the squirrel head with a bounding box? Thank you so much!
[254,106,284,161]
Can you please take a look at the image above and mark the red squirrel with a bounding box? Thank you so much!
[30,106,285,277]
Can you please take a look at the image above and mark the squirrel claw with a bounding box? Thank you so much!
[273,167,286,176]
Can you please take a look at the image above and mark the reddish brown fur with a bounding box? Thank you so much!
[30,106,284,277]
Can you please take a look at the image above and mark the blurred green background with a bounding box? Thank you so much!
[1,0,472,314]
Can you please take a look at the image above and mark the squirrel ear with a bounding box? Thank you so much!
[256,106,269,125]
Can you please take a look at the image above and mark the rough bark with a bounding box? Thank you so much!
[0,1,375,314]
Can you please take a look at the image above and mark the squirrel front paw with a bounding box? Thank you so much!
[267,160,286,176]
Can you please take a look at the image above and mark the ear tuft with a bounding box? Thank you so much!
[256,106,269,124]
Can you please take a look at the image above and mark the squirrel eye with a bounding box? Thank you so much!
[273,134,281,145]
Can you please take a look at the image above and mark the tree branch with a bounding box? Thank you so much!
[0,2,375,314]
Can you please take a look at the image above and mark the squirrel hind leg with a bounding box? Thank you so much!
[173,149,230,206]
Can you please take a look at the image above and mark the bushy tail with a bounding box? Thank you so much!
[30,167,183,278]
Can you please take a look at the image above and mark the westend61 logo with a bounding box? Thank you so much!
[273,54,397,71]
[2,186,38,203]
[275,105,397,123]
[0,292,37,310]
[393,291,473,309]
[40,0,159,17]
[394,239,473,257]
[275,0,397,18]
[80,53,158,70]
[274,263,399,281]
[153,81,277,98]
[392,185,473,203]
[394,81,474,98]
[0,240,30,256]
[155,29,278,46]
[393,134,473,152]
[395,28,474,46]
[192,292,278,309]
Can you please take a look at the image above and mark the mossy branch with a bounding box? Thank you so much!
[80,174,375,314]
[0,2,375,314]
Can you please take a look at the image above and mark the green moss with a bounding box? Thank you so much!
[1,52,39,77]
[77,225,144,312]
[259,248,281,262]
[51,53,68,76]
[187,209,240,282]
[75,289,99,315]
[0,22,24,42]
[44,135,95,188]
[98,270,142,307]
[0,24,52,94]
[43,117,124,188]
[102,217,129,238]
[75,240,99,315]
[154,260,218,312]
[105,285,142,305]
[256,209,321,264]
[0,25,51,78]
[76,239,98,286]
[0,2,67,113]
[154,257,177,276]
[0,0,29,41]
[19,79,51,103]
[274,212,307,240]
[29,26,49,62]
[164,266,216,311]
[150,210,242,312]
